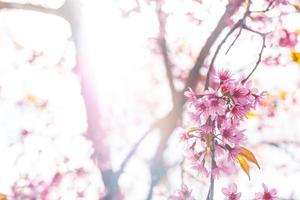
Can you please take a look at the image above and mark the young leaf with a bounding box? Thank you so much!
[240,147,260,169]
[290,51,300,64]
[236,154,250,180]
[0,194,7,200]
[186,127,200,133]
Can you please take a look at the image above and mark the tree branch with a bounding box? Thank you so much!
[156,1,177,105]
[204,0,251,90]
[241,26,267,84]
[183,2,238,95]
[0,1,67,20]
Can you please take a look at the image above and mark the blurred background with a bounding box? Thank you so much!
[0,0,300,199]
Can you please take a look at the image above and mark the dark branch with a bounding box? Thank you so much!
[250,0,276,13]
[204,20,243,90]
[225,27,242,54]
[183,2,238,95]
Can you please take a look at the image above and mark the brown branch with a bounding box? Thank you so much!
[250,0,276,13]
[204,19,243,90]
[225,26,242,54]
[156,2,177,105]
[182,2,238,95]
[0,1,67,20]
[204,0,251,90]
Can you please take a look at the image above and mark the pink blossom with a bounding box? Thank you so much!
[253,183,278,200]
[222,183,241,200]
[184,87,198,103]
[169,185,195,200]
[279,29,297,48]
[209,98,226,117]
[182,69,263,176]
[231,87,249,104]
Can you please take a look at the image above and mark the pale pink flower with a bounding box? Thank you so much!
[214,69,233,83]
[169,185,195,200]
[231,104,249,121]
[192,162,209,177]
[254,183,278,200]
[222,183,241,200]
[209,98,226,117]
[184,87,198,104]
[231,86,249,104]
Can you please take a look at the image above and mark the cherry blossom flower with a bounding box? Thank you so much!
[169,185,195,200]
[278,29,297,48]
[222,183,241,200]
[254,184,278,200]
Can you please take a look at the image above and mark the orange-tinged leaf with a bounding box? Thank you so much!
[240,147,260,169]
[0,194,7,200]
[290,51,300,64]
[279,90,288,101]
[26,94,37,103]
[293,3,300,11]
[236,154,250,180]
[295,29,300,35]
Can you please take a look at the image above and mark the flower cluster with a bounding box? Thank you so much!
[181,69,264,178]
[222,183,278,200]
[169,185,195,200]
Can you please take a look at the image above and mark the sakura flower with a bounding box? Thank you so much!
[209,98,226,117]
[192,162,209,177]
[169,185,195,200]
[214,69,233,83]
[184,87,198,103]
[278,29,297,48]
[254,183,278,200]
[231,104,249,121]
[222,183,241,200]
[231,86,249,104]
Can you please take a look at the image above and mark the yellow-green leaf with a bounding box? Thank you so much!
[240,147,260,169]
[246,112,257,119]
[236,154,250,180]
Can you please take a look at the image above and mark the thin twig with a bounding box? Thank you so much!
[204,20,243,90]
[241,26,267,84]
[225,27,242,54]
[204,0,252,90]
[116,123,157,177]
[250,0,276,13]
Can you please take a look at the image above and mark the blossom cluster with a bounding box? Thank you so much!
[181,69,264,178]
[222,183,278,200]
[170,183,278,200]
